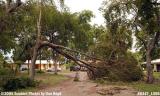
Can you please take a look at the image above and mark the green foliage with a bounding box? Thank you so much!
[95,80,160,92]
[92,52,143,82]
[0,68,13,76]
[132,82,160,92]
[78,10,94,24]
[0,0,95,62]
[2,77,39,91]
[0,66,14,87]
[89,0,160,82]
[65,62,74,69]
[134,0,160,61]
[36,70,45,74]
[102,0,159,61]
[42,7,94,52]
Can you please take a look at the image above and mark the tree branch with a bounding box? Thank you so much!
[6,0,22,13]
[149,12,160,50]
[53,48,96,74]
[53,48,97,68]
[40,41,104,61]
[136,35,147,50]
[152,2,160,6]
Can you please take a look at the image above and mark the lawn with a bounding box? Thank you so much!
[131,72,160,92]
[153,72,160,79]
[131,82,160,92]
[36,73,69,85]
[95,72,160,92]
[17,72,69,92]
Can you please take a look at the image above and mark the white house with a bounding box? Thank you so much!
[142,59,160,72]
[21,60,60,70]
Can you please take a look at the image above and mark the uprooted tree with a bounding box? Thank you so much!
[29,0,97,80]
[28,0,143,82]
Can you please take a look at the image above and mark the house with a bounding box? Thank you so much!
[21,60,61,70]
[142,59,160,72]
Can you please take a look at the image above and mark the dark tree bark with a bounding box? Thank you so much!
[52,50,58,75]
[27,59,29,75]
[29,5,42,80]
[146,31,160,83]
[146,49,154,83]
[29,41,40,80]
[6,0,22,13]
[40,50,42,71]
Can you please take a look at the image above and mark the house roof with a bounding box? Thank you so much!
[142,59,160,64]
[24,60,58,65]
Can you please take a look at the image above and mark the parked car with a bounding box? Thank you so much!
[21,68,28,71]
[70,65,80,71]
[20,65,28,71]
[47,67,61,72]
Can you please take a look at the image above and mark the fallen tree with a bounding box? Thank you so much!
[29,0,143,82]
[29,38,143,82]
[29,3,100,79]
[29,39,101,80]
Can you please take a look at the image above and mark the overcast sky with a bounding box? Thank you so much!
[23,0,105,25]
[64,0,105,25]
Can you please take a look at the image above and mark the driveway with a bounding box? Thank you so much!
[38,72,137,96]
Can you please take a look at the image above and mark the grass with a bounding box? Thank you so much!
[17,87,38,92]
[17,72,69,92]
[95,80,160,92]
[131,82,160,92]
[36,73,68,86]
[95,72,160,92]
[131,72,160,92]
[153,72,160,79]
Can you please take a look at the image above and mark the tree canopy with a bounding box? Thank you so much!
[0,0,159,83]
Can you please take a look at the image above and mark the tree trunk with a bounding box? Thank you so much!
[54,59,58,75]
[53,51,58,75]
[146,50,154,83]
[40,50,42,71]
[29,43,39,80]
[28,59,29,75]
[29,2,42,80]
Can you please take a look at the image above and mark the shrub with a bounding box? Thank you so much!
[23,77,39,87]
[36,70,45,74]
[0,68,14,89]
[2,77,39,91]
[0,68,13,76]
[3,78,21,91]
[95,78,105,84]
[65,62,74,69]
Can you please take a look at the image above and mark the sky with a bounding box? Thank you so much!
[64,0,105,25]
[21,0,105,25]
